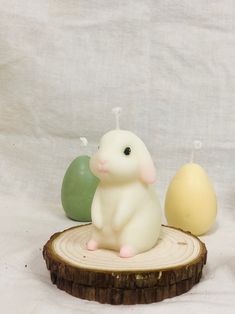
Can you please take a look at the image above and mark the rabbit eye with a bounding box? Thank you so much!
[123,147,131,156]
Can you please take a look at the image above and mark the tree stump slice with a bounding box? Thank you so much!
[43,224,207,305]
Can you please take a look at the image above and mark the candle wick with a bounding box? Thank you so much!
[190,140,202,163]
[112,107,122,129]
[80,137,88,147]
[190,150,194,163]
[116,115,120,129]
[79,137,89,156]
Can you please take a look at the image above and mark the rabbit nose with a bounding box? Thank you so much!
[99,159,107,165]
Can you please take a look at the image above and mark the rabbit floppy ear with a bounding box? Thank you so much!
[139,152,156,184]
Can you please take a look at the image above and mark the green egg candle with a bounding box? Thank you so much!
[61,137,99,221]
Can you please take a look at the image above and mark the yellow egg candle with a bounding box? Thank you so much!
[165,141,217,236]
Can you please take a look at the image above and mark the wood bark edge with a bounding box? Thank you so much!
[43,224,207,304]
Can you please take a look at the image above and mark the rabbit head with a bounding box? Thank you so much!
[90,129,156,184]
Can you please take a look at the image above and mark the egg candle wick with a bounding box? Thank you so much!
[112,107,122,129]
[190,140,202,163]
[80,137,89,156]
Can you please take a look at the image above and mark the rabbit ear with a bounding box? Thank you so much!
[139,153,156,184]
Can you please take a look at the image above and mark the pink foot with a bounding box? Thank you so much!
[87,239,98,251]
[119,245,135,258]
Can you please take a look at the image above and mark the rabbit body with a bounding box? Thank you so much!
[88,129,162,257]
[91,181,161,254]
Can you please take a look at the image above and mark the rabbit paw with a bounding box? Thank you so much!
[119,245,135,258]
[87,239,98,251]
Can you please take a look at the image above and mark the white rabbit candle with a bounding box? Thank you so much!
[87,108,162,258]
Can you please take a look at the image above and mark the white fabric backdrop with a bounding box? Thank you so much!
[0,1,235,313]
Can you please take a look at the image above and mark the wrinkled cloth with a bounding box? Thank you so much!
[0,1,235,313]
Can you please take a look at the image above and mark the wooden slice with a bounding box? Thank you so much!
[43,224,207,305]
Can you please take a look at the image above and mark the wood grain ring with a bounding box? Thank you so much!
[43,224,207,304]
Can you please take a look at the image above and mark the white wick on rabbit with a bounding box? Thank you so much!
[87,110,162,258]
[112,107,122,129]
